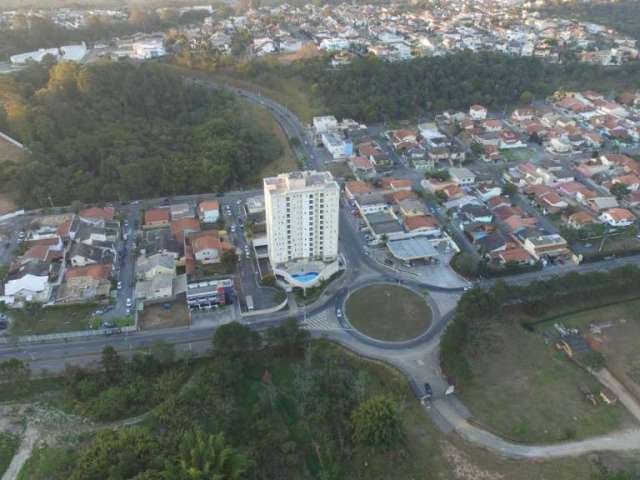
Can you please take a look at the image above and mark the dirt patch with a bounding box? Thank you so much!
[0,195,16,216]
[441,440,504,480]
[139,300,190,330]
[275,42,321,65]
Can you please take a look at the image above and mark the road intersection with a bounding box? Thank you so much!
[2,76,640,459]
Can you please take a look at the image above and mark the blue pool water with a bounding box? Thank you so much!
[291,272,320,284]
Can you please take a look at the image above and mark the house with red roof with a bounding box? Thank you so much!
[144,208,170,229]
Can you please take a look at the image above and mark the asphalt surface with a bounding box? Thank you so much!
[3,75,640,459]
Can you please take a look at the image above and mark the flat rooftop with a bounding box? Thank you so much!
[387,236,438,261]
[264,170,337,193]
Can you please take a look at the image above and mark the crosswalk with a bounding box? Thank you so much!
[300,311,350,331]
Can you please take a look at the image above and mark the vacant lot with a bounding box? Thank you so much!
[139,301,190,330]
[459,319,635,444]
[10,304,97,336]
[501,148,536,162]
[548,299,640,403]
[345,284,432,341]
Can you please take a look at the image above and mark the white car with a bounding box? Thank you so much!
[117,281,122,290]
[231,225,236,233]
[336,309,342,318]
[126,297,132,307]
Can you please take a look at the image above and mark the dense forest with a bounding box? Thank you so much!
[544,0,640,41]
[201,51,640,123]
[303,53,640,121]
[0,60,282,206]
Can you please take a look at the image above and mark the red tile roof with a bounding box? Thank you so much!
[404,215,439,231]
[145,208,170,225]
[65,263,112,280]
[79,207,114,221]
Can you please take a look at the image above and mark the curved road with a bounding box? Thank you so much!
[2,75,639,461]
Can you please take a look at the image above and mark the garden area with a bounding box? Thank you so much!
[345,284,432,341]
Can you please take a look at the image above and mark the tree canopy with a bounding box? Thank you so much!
[0,60,282,207]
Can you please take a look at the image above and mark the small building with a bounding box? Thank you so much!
[449,167,476,186]
[469,104,487,121]
[144,208,170,229]
[557,334,592,359]
[198,200,220,224]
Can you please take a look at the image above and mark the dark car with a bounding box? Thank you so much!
[423,383,433,399]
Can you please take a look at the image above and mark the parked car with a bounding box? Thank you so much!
[117,281,122,289]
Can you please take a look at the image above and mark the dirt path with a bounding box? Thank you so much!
[595,368,640,423]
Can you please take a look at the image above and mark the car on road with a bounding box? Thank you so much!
[126,297,132,307]
[117,281,122,289]
[231,225,236,233]
[336,308,342,318]
[423,383,433,399]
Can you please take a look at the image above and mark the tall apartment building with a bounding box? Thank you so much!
[264,171,340,266]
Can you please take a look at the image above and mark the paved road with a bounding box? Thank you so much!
[3,75,640,461]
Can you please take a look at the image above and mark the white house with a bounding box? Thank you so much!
[4,274,51,305]
[599,208,636,227]
[198,200,220,223]
[313,116,338,134]
[132,38,166,59]
[321,132,353,160]
[449,167,476,186]
[469,104,488,121]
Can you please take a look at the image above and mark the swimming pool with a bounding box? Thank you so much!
[291,272,320,284]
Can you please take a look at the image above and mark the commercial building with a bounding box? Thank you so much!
[264,171,340,267]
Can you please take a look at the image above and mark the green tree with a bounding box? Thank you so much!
[502,183,517,196]
[100,345,122,385]
[610,183,630,200]
[150,339,175,365]
[212,322,261,358]
[167,430,248,480]
[265,318,310,356]
[221,249,238,272]
[351,395,404,451]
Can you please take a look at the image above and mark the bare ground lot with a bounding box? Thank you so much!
[139,300,190,330]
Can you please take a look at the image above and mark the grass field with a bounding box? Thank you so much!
[10,304,97,336]
[545,299,640,405]
[459,319,635,443]
[0,433,19,478]
[345,284,432,341]
[501,147,536,162]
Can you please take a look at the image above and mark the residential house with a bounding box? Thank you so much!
[599,208,636,227]
[79,207,115,225]
[136,253,176,280]
[449,167,476,186]
[198,201,220,223]
[469,104,487,120]
[170,203,196,221]
[144,208,170,229]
